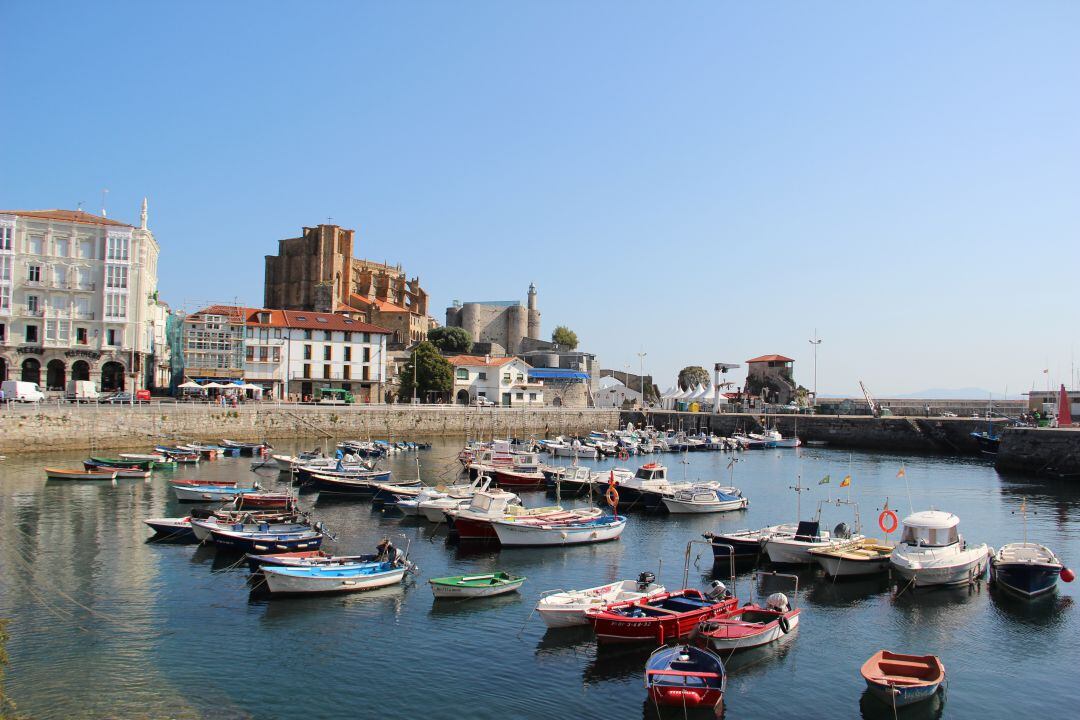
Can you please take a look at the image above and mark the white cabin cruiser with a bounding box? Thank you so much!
[889,510,990,588]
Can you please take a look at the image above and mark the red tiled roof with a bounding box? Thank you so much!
[281,310,389,334]
[189,304,256,321]
[746,354,794,363]
[448,354,521,367]
[0,209,134,228]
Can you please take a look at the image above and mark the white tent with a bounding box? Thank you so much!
[203,382,227,389]
[178,380,202,390]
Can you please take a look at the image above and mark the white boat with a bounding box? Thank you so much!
[808,538,896,577]
[491,514,626,547]
[119,453,168,463]
[890,510,990,588]
[991,543,1067,597]
[764,519,863,565]
[190,517,308,542]
[396,487,446,516]
[262,562,407,594]
[555,439,598,459]
[661,486,748,514]
[172,483,255,503]
[536,573,666,628]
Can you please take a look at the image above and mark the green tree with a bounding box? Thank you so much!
[551,325,579,350]
[427,326,472,354]
[678,365,709,391]
[397,341,453,403]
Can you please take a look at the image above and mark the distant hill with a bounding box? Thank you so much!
[888,388,1021,400]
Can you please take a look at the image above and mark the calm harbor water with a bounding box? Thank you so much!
[1,439,1078,719]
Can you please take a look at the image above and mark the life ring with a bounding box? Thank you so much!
[606,486,619,507]
[879,509,899,534]
[617,450,629,461]
[643,463,658,470]
[778,614,790,634]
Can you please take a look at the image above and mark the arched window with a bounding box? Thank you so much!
[46,359,66,391]
[71,360,90,382]
[101,361,125,392]
[21,358,41,384]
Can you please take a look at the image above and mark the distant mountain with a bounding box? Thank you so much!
[888,388,1021,400]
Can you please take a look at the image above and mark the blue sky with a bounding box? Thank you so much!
[2,1,1078,396]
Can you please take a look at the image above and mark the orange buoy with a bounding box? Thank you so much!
[1061,567,1075,583]
[606,486,619,508]
[878,509,898,534]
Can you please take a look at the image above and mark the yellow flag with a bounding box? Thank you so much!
[840,475,851,487]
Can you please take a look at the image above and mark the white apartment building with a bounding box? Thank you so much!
[449,354,543,407]
[0,204,163,392]
[182,306,390,402]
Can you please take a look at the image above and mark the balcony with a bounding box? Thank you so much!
[74,311,96,320]
[23,307,44,317]
[24,279,43,288]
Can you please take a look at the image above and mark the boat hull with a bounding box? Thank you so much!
[661,497,748,514]
[429,578,524,598]
[991,561,1061,597]
[210,530,324,554]
[172,485,251,502]
[891,546,989,587]
[263,566,404,594]
[589,593,738,644]
[492,517,626,547]
[143,518,195,541]
[702,608,800,651]
[813,554,891,577]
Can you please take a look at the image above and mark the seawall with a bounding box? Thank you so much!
[621,411,1006,454]
[995,427,1080,477]
[0,404,621,455]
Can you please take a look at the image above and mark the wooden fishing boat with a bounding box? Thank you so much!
[809,538,895,577]
[232,492,294,510]
[489,466,547,490]
[143,517,196,541]
[307,470,394,495]
[491,514,626,547]
[586,586,738,644]
[172,483,256,502]
[172,479,241,487]
[88,456,153,470]
[429,572,526,598]
[536,572,666,628]
[221,439,269,455]
[860,650,945,708]
[661,486,748,514]
[190,517,309,542]
[645,644,726,710]
[245,550,376,572]
[83,460,151,479]
[262,561,407,594]
[208,526,324,554]
[991,543,1070,598]
[697,593,801,651]
[119,452,167,462]
[44,467,118,481]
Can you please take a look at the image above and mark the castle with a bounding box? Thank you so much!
[444,284,541,355]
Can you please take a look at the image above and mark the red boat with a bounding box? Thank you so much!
[586,585,737,644]
[233,492,295,510]
[645,644,726,710]
[489,466,547,490]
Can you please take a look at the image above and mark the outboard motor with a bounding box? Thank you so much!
[706,580,728,600]
[765,593,790,613]
[833,522,851,540]
[637,572,656,591]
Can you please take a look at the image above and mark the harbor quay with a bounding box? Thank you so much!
[0,403,620,454]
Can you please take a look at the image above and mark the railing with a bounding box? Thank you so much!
[24,308,44,316]
[74,311,95,320]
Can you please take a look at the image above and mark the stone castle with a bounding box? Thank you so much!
[444,284,541,355]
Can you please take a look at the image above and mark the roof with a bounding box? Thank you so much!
[0,209,134,228]
[189,305,390,334]
[746,354,794,363]
[345,293,416,315]
[448,355,520,367]
[189,304,255,322]
[901,510,959,530]
[528,368,589,380]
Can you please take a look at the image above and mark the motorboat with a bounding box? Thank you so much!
[586,583,737,644]
[702,525,799,562]
[611,463,670,508]
[698,592,800,651]
[860,650,945,708]
[889,510,990,587]
[446,488,599,540]
[536,572,665,628]
[428,572,526,599]
[644,644,726,711]
[492,514,626,547]
[262,561,407,594]
[809,537,896,577]
[661,486,748,514]
[143,517,195,541]
[991,543,1070,598]
[763,520,863,565]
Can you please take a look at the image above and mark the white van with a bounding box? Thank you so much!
[65,380,99,402]
[1,380,46,402]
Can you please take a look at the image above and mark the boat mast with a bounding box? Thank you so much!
[790,474,805,520]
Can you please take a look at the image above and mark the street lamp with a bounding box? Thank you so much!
[808,329,822,409]
[636,350,647,412]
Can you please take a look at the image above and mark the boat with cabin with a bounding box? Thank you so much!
[889,510,990,587]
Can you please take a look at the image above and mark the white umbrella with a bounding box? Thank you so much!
[178,380,202,389]
[203,382,227,389]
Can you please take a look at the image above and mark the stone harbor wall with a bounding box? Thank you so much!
[622,411,1009,454]
[995,427,1080,477]
[0,404,621,455]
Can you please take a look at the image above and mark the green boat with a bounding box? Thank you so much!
[90,456,154,470]
[428,572,526,599]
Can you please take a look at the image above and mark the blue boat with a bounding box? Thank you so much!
[860,650,945,708]
[262,561,407,594]
[991,543,1068,597]
[308,470,394,496]
[208,526,324,554]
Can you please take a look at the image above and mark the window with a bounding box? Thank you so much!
[516,393,524,400]
[529,393,537,401]
[105,265,128,289]
[27,236,43,255]
[456,368,468,380]
[303,329,312,340]
[55,237,69,257]
[26,324,38,343]
[76,327,87,344]
[502,373,511,384]
[106,234,130,261]
[53,266,67,286]
[0,256,10,281]
[360,332,369,343]
[343,365,351,380]
[273,328,282,339]
[362,365,370,381]
[246,346,254,361]
[516,374,525,383]
[0,324,5,342]
[104,293,126,319]
[0,226,11,250]
[106,329,117,346]
[344,332,352,342]
[303,344,312,360]
[79,239,93,259]
[323,346,331,361]
[303,364,311,379]
[246,327,253,338]
[344,346,352,361]
[259,346,268,362]
[27,295,39,312]
[478,372,487,380]
[45,320,56,341]
[27,265,41,283]
[362,347,370,362]
[323,331,330,342]
[323,364,331,379]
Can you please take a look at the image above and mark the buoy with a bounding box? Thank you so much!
[878,509,899,534]
[1062,567,1075,583]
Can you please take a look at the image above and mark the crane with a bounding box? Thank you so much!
[859,380,881,418]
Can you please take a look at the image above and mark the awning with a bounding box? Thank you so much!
[528,369,589,380]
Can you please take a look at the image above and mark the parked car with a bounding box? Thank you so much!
[475,397,496,407]
[1,380,45,402]
[98,390,151,404]
[65,380,99,403]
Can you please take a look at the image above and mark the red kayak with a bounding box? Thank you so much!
[587,585,737,644]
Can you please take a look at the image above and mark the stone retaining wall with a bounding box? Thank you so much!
[0,404,621,454]
[995,427,1080,477]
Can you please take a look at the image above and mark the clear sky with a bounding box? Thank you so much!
[3,1,1078,397]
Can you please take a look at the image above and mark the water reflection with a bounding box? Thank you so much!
[990,587,1073,626]
[859,687,946,719]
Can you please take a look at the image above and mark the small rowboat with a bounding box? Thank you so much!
[537,572,666,628]
[262,561,406,594]
[88,456,153,469]
[587,586,738,644]
[190,517,309,542]
[491,514,627,547]
[809,537,895,577]
[172,479,241,487]
[245,551,376,572]
[661,486,748,514]
[172,483,257,502]
[860,650,945,708]
[429,572,526,599]
[697,593,801,651]
[232,492,294,509]
[44,467,118,481]
[84,460,151,479]
[143,517,195,542]
[208,527,324,554]
[645,644,726,710]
